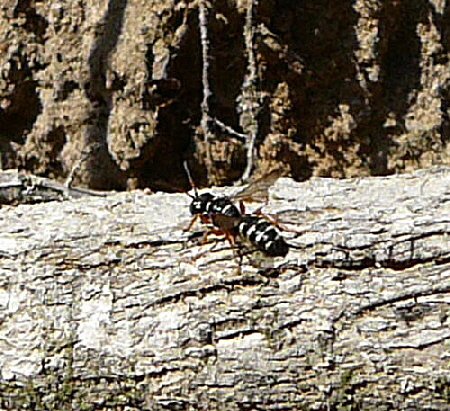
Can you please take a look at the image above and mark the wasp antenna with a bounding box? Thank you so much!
[183,160,199,197]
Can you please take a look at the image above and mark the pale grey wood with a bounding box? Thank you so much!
[0,167,449,410]
[0,169,109,205]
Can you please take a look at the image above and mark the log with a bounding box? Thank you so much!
[0,170,109,205]
[0,167,449,410]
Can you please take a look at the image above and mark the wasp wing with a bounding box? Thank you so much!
[231,168,285,204]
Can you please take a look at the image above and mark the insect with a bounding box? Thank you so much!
[183,161,289,257]
[237,214,289,257]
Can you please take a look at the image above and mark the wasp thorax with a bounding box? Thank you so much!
[207,197,241,218]
[189,193,215,215]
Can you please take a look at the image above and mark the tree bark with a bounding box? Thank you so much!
[0,167,449,410]
[2,0,450,187]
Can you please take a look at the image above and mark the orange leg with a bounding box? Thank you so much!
[184,214,199,232]
[251,206,280,224]
[253,206,264,216]
[223,230,236,246]
[184,214,211,232]
[201,228,236,247]
[252,209,290,231]
[239,200,246,214]
[200,227,223,244]
[263,213,279,226]
[184,228,237,263]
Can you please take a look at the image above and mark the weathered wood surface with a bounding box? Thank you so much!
[0,169,109,205]
[0,167,449,410]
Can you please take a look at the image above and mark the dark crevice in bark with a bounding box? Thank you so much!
[334,283,450,322]
[85,0,128,189]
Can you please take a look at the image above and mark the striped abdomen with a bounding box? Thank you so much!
[237,215,289,257]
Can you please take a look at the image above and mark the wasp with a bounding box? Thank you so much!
[183,161,289,257]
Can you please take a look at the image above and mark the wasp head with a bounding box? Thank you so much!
[189,192,214,215]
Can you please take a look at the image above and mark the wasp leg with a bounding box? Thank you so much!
[184,230,236,263]
[239,200,246,214]
[252,206,264,216]
[200,214,211,224]
[201,227,225,244]
[184,214,199,232]
[223,230,236,246]
[252,208,290,230]
[183,239,222,263]
[184,214,211,232]
[201,228,237,248]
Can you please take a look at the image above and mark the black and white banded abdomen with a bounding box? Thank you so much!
[237,215,289,257]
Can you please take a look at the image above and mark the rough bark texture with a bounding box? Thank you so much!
[1,0,450,189]
[0,169,110,204]
[0,167,449,410]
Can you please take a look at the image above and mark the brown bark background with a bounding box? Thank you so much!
[0,167,449,410]
[0,0,450,189]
